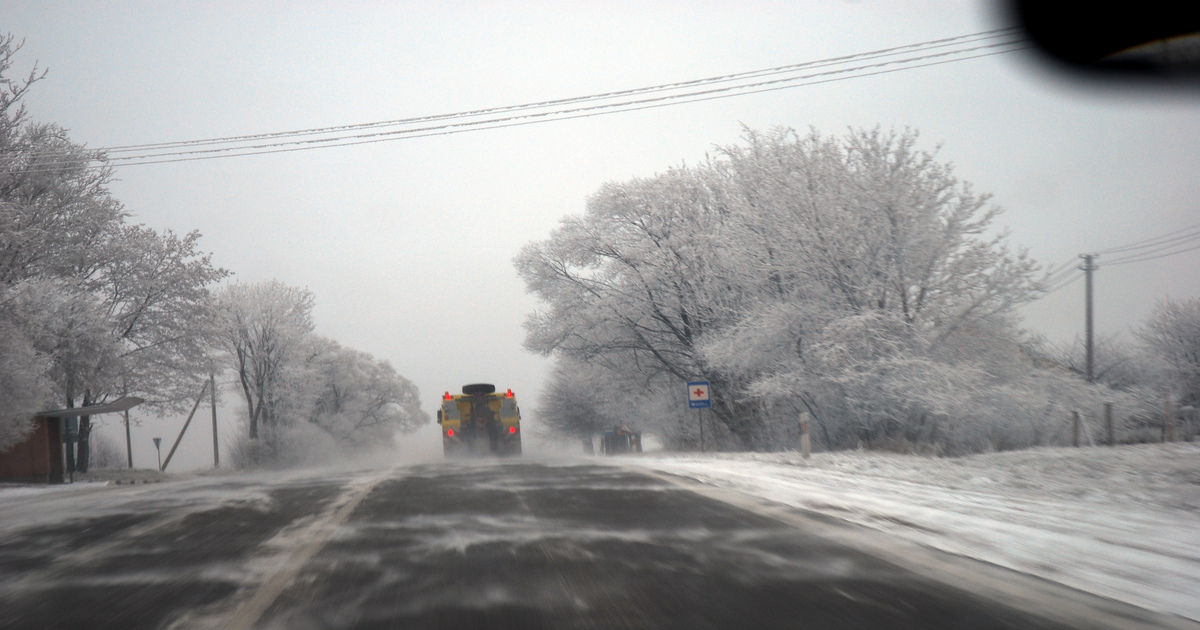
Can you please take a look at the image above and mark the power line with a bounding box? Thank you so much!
[1042,262,1078,284]
[1105,241,1200,266]
[1039,257,1080,288]
[107,41,1029,165]
[3,30,1027,173]
[1093,221,1200,256]
[20,41,1029,167]
[1045,225,1200,386]
[1043,270,1083,295]
[1035,219,1200,298]
[93,28,1021,156]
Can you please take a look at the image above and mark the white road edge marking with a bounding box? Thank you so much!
[220,470,393,630]
[637,468,1200,630]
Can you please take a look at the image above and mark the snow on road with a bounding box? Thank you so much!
[627,442,1200,622]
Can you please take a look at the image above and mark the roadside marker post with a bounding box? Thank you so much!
[800,412,812,459]
[1104,402,1114,446]
[687,381,711,453]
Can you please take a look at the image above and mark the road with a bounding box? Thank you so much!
[0,460,1194,629]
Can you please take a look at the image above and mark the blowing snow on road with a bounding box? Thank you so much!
[3,452,1198,630]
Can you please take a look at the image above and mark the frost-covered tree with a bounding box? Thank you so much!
[517,165,775,447]
[522,126,1056,452]
[218,280,315,439]
[1139,297,1200,406]
[0,36,226,466]
[217,294,428,467]
[6,279,122,405]
[0,290,50,450]
[298,336,426,449]
[538,357,628,440]
[0,38,124,289]
[71,227,226,470]
[0,35,100,447]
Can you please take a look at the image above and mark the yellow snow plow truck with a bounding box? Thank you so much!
[437,384,522,457]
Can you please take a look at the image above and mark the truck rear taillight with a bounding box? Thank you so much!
[509,426,517,434]
[447,429,455,437]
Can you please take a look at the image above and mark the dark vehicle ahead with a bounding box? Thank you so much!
[600,424,642,455]
[437,384,523,457]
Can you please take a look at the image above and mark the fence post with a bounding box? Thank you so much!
[1104,402,1114,446]
[1072,411,1081,447]
[1164,390,1176,443]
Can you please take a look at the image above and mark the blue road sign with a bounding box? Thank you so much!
[687,381,711,408]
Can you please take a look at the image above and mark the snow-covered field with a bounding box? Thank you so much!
[627,442,1200,622]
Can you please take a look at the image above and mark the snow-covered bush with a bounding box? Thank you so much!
[86,430,124,469]
[1139,297,1200,407]
[225,418,340,469]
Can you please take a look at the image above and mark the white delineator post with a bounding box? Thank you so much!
[800,412,811,459]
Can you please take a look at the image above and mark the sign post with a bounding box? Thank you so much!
[687,381,711,453]
[63,417,79,483]
[153,437,162,471]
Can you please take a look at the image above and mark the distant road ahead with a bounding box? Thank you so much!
[0,461,1192,629]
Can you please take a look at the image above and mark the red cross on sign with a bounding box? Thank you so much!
[687,381,711,408]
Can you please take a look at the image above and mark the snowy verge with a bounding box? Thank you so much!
[0,480,109,498]
[624,443,1200,622]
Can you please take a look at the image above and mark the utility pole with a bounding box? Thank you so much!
[210,372,219,468]
[1080,254,1099,383]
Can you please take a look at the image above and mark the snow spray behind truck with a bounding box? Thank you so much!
[437,384,522,457]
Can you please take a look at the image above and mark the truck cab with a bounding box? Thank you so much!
[437,383,522,457]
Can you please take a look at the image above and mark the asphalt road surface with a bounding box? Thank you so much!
[0,460,1194,630]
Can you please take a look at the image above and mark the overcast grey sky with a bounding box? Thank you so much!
[3,1,1198,468]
